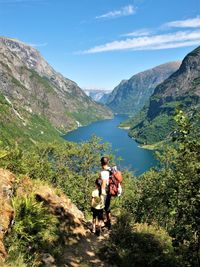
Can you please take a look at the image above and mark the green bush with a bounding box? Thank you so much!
[101,212,178,267]
[0,136,113,214]
[5,195,59,266]
[127,111,200,266]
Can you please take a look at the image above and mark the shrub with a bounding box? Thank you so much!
[5,195,59,266]
[101,212,178,267]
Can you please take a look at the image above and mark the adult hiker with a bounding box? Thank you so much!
[91,178,105,235]
[100,156,112,229]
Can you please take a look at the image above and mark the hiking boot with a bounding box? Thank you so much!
[105,220,111,230]
[95,228,100,236]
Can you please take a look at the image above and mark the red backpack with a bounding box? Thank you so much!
[108,166,123,197]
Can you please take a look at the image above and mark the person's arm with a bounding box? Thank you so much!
[91,196,95,207]
[91,190,96,206]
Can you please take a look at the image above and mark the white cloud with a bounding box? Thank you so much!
[122,29,153,37]
[82,30,200,54]
[164,17,200,28]
[96,5,136,19]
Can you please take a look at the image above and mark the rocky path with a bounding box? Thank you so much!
[61,223,112,267]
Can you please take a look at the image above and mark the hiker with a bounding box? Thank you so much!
[91,178,105,235]
[100,156,112,229]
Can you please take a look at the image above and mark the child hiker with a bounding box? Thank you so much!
[91,178,105,235]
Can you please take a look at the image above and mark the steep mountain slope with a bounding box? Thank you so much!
[127,46,200,144]
[107,62,181,114]
[98,92,111,104]
[84,89,111,104]
[0,37,112,144]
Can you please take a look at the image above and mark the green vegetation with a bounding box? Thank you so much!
[0,136,113,266]
[129,113,175,144]
[29,69,56,94]
[0,91,64,146]
[72,106,111,126]
[0,61,12,73]
[193,77,200,86]
[0,136,113,213]
[127,97,199,144]
[0,109,199,266]
[5,195,59,266]
[11,77,23,88]
[119,108,147,129]
[140,140,166,150]
[101,214,178,267]
[118,111,200,267]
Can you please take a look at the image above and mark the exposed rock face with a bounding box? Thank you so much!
[0,37,112,144]
[84,89,111,104]
[0,169,15,262]
[128,46,200,144]
[98,92,111,104]
[16,176,86,239]
[107,62,181,114]
[148,47,200,119]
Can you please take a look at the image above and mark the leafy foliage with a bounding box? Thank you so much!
[5,195,59,266]
[122,110,200,266]
[101,213,178,267]
[127,97,199,144]
[0,136,113,214]
[1,110,199,267]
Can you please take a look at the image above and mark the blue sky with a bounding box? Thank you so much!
[0,0,200,90]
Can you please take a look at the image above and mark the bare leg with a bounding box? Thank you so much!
[92,218,96,233]
[106,210,111,221]
[105,211,111,229]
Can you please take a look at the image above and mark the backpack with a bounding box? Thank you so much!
[108,166,123,197]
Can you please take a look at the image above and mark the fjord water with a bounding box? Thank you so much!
[64,115,157,176]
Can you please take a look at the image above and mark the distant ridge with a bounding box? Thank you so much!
[107,61,181,114]
[127,46,200,144]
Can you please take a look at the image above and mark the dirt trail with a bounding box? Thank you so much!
[61,222,112,267]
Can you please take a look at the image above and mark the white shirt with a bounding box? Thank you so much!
[92,189,105,209]
[100,169,110,185]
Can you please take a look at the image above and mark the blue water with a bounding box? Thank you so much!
[63,115,157,176]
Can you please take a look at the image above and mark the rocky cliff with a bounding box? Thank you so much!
[0,37,112,144]
[107,62,181,114]
[128,46,200,144]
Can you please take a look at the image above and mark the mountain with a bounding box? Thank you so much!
[106,62,181,114]
[84,89,111,104]
[0,37,112,145]
[98,92,111,104]
[127,46,200,144]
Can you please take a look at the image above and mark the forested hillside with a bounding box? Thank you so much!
[122,46,200,144]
